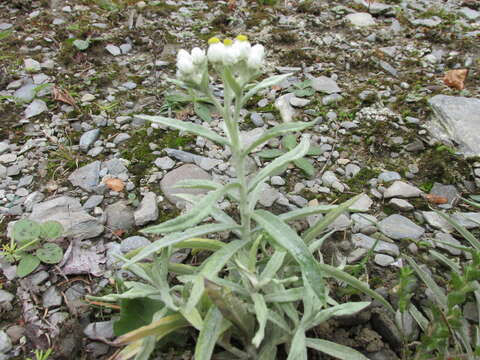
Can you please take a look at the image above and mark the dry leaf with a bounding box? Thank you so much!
[103,178,125,192]
[424,194,449,205]
[113,229,126,237]
[52,85,77,106]
[227,0,236,10]
[443,69,468,90]
[271,85,282,91]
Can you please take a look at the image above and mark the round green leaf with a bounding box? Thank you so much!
[73,39,89,50]
[36,243,64,264]
[16,254,41,277]
[12,219,42,244]
[41,221,64,240]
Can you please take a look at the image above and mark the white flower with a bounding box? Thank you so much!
[222,42,240,66]
[207,38,225,63]
[247,44,265,70]
[233,35,251,61]
[176,49,194,74]
[191,47,206,65]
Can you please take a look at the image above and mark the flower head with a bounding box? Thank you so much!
[222,38,240,66]
[191,47,206,65]
[207,37,225,63]
[176,49,194,75]
[233,35,251,61]
[247,44,265,70]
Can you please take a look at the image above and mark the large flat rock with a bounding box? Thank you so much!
[427,95,480,157]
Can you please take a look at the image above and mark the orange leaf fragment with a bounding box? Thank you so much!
[52,85,77,106]
[443,69,468,90]
[103,178,125,192]
[271,85,281,91]
[113,229,125,237]
[424,194,449,205]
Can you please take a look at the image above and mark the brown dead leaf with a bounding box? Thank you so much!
[424,194,449,205]
[113,229,125,237]
[227,0,236,11]
[271,85,282,91]
[103,178,125,192]
[443,69,468,90]
[52,85,77,106]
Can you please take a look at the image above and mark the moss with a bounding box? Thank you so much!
[280,48,316,66]
[345,167,380,193]
[271,29,298,45]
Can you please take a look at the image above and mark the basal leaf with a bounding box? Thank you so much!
[293,158,315,177]
[257,149,285,159]
[194,102,213,123]
[16,254,40,277]
[114,298,164,336]
[194,306,225,360]
[306,338,369,360]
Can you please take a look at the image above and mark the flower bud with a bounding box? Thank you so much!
[233,36,251,61]
[177,49,194,74]
[207,38,226,63]
[191,47,206,65]
[247,44,265,70]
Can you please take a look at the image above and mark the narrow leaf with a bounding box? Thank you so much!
[259,250,287,284]
[264,288,304,303]
[293,158,315,177]
[252,293,268,348]
[287,328,307,360]
[223,67,242,96]
[306,338,369,360]
[135,114,230,146]
[257,149,285,159]
[242,73,292,106]
[194,102,213,122]
[194,306,224,359]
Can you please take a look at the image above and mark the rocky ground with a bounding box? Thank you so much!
[0,0,480,359]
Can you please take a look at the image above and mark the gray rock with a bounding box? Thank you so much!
[0,153,16,164]
[240,128,266,152]
[68,161,101,192]
[160,164,212,207]
[389,198,414,211]
[5,325,24,344]
[25,99,48,118]
[371,309,402,349]
[0,331,12,354]
[106,201,135,231]
[120,236,150,253]
[258,183,280,207]
[270,176,285,186]
[411,17,442,27]
[396,310,419,341]
[83,195,104,210]
[351,213,377,234]
[351,194,373,212]
[155,156,175,170]
[134,192,158,226]
[0,23,13,30]
[354,0,392,14]
[79,129,100,152]
[120,43,132,54]
[24,58,41,72]
[42,286,62,308]
[250,112,264,127]
[113,133,131,144]
[451,212,480,229]
[0,165,6,179]
[374,254,395,267]
[289,96,310,107]
[312,76,342,94]
[322,94,343,105]
[329,213,351,231]
[345,12,376,27]
[345,163,361,178]
[434,232,462,256]
[422,211,454,233]
[464,302,479,323]
[427,95,480,157]
[275,93,296,122]
[430,183,458,209]
[83,320,115,340]
[0,290,14,311]
[378,171,401,183]
[378,214,425,240]
[14,83,36,102]
[383,181,422,198]
[122,81,137,90]
[24,191,45,212]
[322,171,339,186]
[30,196,103,240]
[105,44,121,56]
[352,233,400,256]
[165,149,222,171]
[378,60,398,77]
[458,7,480,21]
[103,158,128,176]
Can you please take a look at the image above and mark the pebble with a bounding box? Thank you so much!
[105,44,121,56]
[389,198,414,212]
[374,254,395,267]
[42,286,62,308]
[378,214,425,240]
[134,192,159,226]
[84,321,115,340]
[106,201,135,231]
[155,156,176,170]
[270,176,285,186]
[0,331,12,354]
[383,181,422,198]
[120,236,150,253]
[24,58,41,72]
[68,161,101,192]
[0,290,14,311]
[345,12,376,27]
[113,133,131,144]
[25,99,48,118]
[79,129,100,152]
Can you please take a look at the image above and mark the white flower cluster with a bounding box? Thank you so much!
[175,35,265,86]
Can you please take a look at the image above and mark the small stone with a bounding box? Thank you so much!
[83,195,104,210]
[352,233,400,256]
[105,44,121,56]
[434,232,462,256]
[378,171,401,183]
[0,153,16,164]
[250,112,264,127]
[120,236,150,253]
[81,94,95,102]
[271,176,285,186]
[451,212,480,229]
[5,325,24,344]
[311,76,341,94]
[383,181,422,198]
[346,12,376,27]
[258,183,280,207]
[84,321,115,340]
[430,183,459,209]
[374,254,395,267]
[42,286,62,308]
[464,302,479,323]
[289,96,310,107]
[122,81,137,90]
[25,99,48,118]
[134,192,158,226]
[24,58,41,72]
[14,83,36,102]
[79,129,100,152]
[389,198,414,212]
[351,194,373,212]
[120,43,132,54]
[113,133,131,144]
[322,94,343,105]
[345,163,361,178]
[0,331,12,354]
[68,161,101,192]
[422,211,454,233]
[155,156,176,170]
[0,290,14,311]
[378,214,425,240]
[106,201,135,231]
[275,94,296,123]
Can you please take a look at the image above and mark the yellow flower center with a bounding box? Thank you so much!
[236,35,248,42]
[208,37,221,44]
[223,39,233,46]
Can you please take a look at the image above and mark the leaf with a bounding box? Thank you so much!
[257,149,286,159]
[306,338,369,360]
[242,73,292,106]
[125,223,238,266]
[223,67,242,96]
[252,210,326,305]
[434,210,480,250]
[16,254,40,277]
[263,287,304,303]
[36,243,63,264]
[309,302,370,329]
[303,194,361,243]
[52,85,77,107]
[293,158,315,177]
[103,178,125,192]
[141,184,238,234]
[115,313,189,345]
[194,102,213,122]
[114,298,164,336]
[282,134,298,150]
[278,204,339,222]
[174,238,224,252]
[135,114,230,146]
[12,219,41,244]
[251,293,268,347]
[306,146,323,156]
[443,69,468,90]
[294,88,315,97]
[249,137,310,192]
[134,336,156,360]
[194,306,225,359]
[73,39,90,50]
[242,121,315,155]
[287,328,307,360]
[259,250,287,284]
[40,221,63,240]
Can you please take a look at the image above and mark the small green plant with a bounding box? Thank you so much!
[73,38,90,51]
[404,209,480,360]
[89,35,393,360]
[26,349,54,360]
[159,92,215,122]
[288,79,315,98]
[257,134,323,177]
[1,219,64,277]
